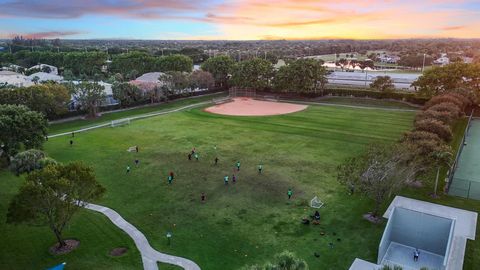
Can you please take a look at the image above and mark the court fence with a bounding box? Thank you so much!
[447,110,477,199]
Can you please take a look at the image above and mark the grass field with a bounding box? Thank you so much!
[1,100,479,270]
[318,97,419,110]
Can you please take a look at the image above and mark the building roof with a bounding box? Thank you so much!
[135,72,166,83]
[384,196,477,240]
[0,70,22,76]
[28,72,63,82]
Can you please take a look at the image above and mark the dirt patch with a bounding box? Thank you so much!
[110,247,128,257]
[362,213,383,224]
[49,239,80,255]
[204,97,307,116]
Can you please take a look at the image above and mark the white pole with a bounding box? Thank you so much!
[422,53,426,72]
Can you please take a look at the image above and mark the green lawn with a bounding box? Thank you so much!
[1,102,478,269]
[318,97,419,110]
[48,93,226,135]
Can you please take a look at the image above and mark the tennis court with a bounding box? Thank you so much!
[449,118,480,199]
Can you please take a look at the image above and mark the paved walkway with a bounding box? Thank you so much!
[85,203,201,270]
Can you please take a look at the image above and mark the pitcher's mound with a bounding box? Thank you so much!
[205,98,307,116]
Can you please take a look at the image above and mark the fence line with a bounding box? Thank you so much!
[447,109,475,193]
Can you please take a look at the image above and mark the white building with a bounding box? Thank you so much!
[28,72,64,83]
[28,64,58,75]
[0,70,34,87]
[434,54,450,66]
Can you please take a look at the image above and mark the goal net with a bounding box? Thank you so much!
[111,118,130,127]
[310,196,324,208]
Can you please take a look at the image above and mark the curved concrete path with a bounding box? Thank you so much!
[84,203,201,270]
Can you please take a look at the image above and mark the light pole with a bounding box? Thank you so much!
[422,53,426,72]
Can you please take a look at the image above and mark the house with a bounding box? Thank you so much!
[0,70,34,87]
[28,72,64,83]
[2,64,24,73]
[434,54,450,66]
[129,72,167,92]
[67,81,118,110]
[349,196,477,270]
[28,64,59,75]
[378,54,400,64]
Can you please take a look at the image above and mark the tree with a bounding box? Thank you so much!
[231,58,274,89]
[9,149,55,175]
[7,162,105,249]
[273,59,328,94]
[0,104,47,160]
[156,54,193,72]
[370,76,395,92]
[201,56,235,87]
[112,82,144,107]
[412,63,480,98]
[338,144,415,217]
[71,81,106,118]
[0,84,70,119]
[189,70,214,90]
[160,71,190,95]
[31,76,40,85]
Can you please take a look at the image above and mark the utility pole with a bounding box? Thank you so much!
[422,53,426,72]
[264,51,267,60]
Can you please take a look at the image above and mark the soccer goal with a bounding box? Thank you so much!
[229,87,256,98]
[111,118,131,127]
[310,196,324,208]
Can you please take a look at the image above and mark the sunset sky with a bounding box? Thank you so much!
[0,0,479,40]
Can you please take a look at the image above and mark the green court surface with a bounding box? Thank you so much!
[449,119,480,199]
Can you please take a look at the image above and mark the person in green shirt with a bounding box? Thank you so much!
[287,188,293,199]
[236,161,241,171]
[168,175,173,184]
[224,175,229,185]
[258,164,263,174]
[194,152,199,161]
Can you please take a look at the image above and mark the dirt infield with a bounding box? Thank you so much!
[204,98,308,116]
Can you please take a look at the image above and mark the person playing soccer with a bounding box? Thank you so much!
[287,188,293,199]
[188,153,192,160]
[71,131,75,138]
[236,161,241,171]
[135,159,139,166]
[194,152,199,161]
[214,157,219,165]
[258,164,263,174]
[169,171,174,180]
[126,165,131,174]
[201,192,206,203]
[224,175,229,185]
[168,175,173,184]
[191,147,196,154]
[70,140,73,147]
[135,146,139,153]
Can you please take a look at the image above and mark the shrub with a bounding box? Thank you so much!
[9,149,47,175]
[414,119,453,142]
[415,110,457,125]
[403,131,442,144]
[426,102,463,118]
[424,94,465,111]
[323,88,428,105]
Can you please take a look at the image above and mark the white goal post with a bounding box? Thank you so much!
[310,196,324,208]
[111,118,131,127]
